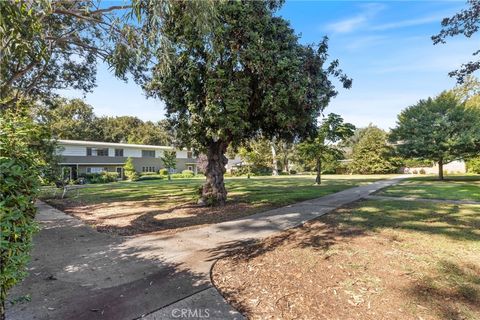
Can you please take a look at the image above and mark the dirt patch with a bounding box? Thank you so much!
[45,198,265,236]
[212,204,480,320]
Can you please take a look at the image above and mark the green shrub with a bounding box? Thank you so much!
[419,168,426,174]
[182,169,194,175]
[412,169,418,174]
[81,172,118,184]
[404,159,433,167]
[1,106,41,315]
[124,157,138,181]
[137,174,164,181]
[140,172,158,176]
[289,169,297,175]
[171,173,196,179]
[466,157,480,174]
[159,168,169,175]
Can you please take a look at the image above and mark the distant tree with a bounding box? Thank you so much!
[451,75,480,109]
[123,157,138,181]
[350,125,399,174]
[297,113,355,184]
[432,0,480,83]
[139,1,351,204]
[276,140,295,173]
[390,92,480,180]
[466,156,480,173]
[339,126,370,159]
[238,138,274,175]
[161,151,176,181]
[37,98,101,141]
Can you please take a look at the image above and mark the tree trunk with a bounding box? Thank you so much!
[201,141,229,205]
[271,142,278,176]
[438,158,444,180]
[315,158,322,185]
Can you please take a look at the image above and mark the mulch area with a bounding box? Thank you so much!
[45,198,265,236]
[212,207,480,320]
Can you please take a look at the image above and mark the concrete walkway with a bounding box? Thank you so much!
[7,176,406,320]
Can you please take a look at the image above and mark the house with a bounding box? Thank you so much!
[56,140,197,180]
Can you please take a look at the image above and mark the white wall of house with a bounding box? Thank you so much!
[123,147,142,158]
[56,141,186,160]
[176,150,188,159]
[57,145,86,156]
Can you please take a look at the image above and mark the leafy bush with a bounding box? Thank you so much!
[419,168,426,174]
[231,165,272,176]
[412,169,418,174]
[404,158,433,168]
[137,174,164,181]
[182,169,194,175]
[124,157,138,181]
[289,169,297,174]
[159,168,169,175]
[81,172,118,184]
[140,172,158,176]
[466,157,480,174]
[1,106,42,315]
[171,173,196,179]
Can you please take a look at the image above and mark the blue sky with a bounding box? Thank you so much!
[63,1,479,130]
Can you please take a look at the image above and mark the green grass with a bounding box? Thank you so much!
[41,174,396,208]
[339,199,480,242]
[377,175,480,202]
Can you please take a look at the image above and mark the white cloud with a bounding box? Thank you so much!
[327,16,368,34]
[369,14,444,31]
[325,3,385,34]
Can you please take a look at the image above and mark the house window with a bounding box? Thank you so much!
[115,149,124,157]
[142,166,156,172]
[142,150,155,158]
[187,165,193,171]
[87,167,106,174]
[86,147,109,156]
[187,151,193,158]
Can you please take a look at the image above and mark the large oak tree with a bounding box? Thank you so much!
[138,1,351,204]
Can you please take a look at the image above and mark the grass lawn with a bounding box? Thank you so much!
[377,175,480,202]
[40,174,394,235]
[212,199,480,320]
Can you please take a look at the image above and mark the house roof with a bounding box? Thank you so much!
[57,139,175,150]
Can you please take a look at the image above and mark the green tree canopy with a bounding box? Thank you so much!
[138,1,351,204]
[390,92,480,179]
[297,113,355,184]
[161,151,177,181]
[350,125,399,175]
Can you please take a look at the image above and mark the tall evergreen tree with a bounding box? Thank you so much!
[350,125,399,174]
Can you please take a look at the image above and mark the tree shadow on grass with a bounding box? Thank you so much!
[86,201,262,236]
[206,214,365,262]
[207,199,480,318]
[406,260,480,320]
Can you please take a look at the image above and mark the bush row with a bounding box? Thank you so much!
[79,172,118,184]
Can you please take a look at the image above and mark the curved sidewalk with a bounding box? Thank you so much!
[7,176,407,320]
